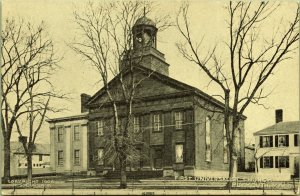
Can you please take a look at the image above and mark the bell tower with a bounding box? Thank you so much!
[132,14,157,49]
[120,12,169,76]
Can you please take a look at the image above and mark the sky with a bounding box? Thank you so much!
[3,0,299,145]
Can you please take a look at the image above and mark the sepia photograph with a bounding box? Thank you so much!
[1,0,299,195]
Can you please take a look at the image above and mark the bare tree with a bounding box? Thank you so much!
[70,1,171,188]
[176,1,299,187]
[1,18,64,183]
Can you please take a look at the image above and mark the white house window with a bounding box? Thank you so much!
[74,150,80,165]
[39,155,43,161]
[275,135,289,147]
[153,114,161,132]
[223,125,228,164]
[74,126,80,141]
[275,156,289,168]
[133,116,140,133]
[260,156,273,168]
[295,134,299,146]
[97,149,104,165]
[97,120,104,136]
[175,144,183,163]
[205,116,211,162]
[260,136,273,148]
[175,112,183,129]
[57,127,64,142]
[58,150,64,166]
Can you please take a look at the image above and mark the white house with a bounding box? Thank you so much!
[9,141,51,176]
[253,110,299,180]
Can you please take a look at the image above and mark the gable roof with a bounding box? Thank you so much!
[253,121,300,136]
[87,66,245,119]
[11,142,50,155]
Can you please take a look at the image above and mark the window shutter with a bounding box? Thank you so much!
[286,135,289,147]
[275,156,278,168]
[270,156,274,168]
[260,158,263,168]
[270,136,273,147]
[260,136,263,148]
[275,135,278,147]
[286,157,289,168]
[294,134,297,146]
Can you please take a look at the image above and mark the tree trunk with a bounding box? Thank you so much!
[227,117,239,189]
[255,159,258,173]
[3,137,11,183]
[27,152,33,185]
[119,155,127,189]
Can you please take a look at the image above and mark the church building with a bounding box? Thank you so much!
[47,15,246,177]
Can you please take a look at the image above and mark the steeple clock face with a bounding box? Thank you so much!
[137,37,142,43]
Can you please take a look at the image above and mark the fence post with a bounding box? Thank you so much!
[196,179,199,194]
[100,177,103,192]
[164,177,166,194]
[293,178,296,194]
[262,183,265,195]
[132,174,134,193]
[72,172,74,194]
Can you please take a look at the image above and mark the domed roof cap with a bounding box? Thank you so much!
[134,16,156,27]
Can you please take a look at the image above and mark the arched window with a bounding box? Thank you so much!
[205,116,211,162]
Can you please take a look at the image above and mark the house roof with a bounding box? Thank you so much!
[245,145,255,150]
[11,142,50,155]
[87,66,247,119]
[253,121,300,136]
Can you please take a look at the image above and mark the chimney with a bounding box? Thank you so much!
[275,109,283,123]
[18,136,27,144]
[81,93,91,113]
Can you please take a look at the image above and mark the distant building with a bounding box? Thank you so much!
[253,109,299,180]
[47,15,247,177]
[2,139,51,177]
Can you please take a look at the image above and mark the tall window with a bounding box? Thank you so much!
[294,134,299,146]
[153,114,161,132]
[74,150,80,165]
[205,116,211,162]
[259,136,273,148]
[97,120,104,136]
[260,156,273,168]
[74,126,80,141]
[133,116,140,133]
[58,150,64,166]
[223,125,228,164]
[175,144,184,163]
[58,127,64,142]
[39,155,43,161]
[175,112,183,129]
[275,156,289,168]
[97,149,104,165]
[275,135,289,147]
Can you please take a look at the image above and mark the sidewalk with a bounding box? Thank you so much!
[2,188,299,195]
